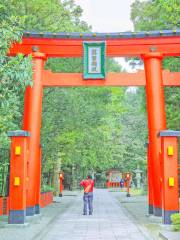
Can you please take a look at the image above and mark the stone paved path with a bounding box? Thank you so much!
[36,189,152,240]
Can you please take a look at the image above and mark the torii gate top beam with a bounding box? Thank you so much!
[9,29,180,58]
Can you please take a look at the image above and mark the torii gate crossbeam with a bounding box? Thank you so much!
[42,70,180,87]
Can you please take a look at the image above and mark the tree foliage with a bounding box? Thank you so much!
[131,0,180,30]
[131,0,180,130]
[0,15,32,147]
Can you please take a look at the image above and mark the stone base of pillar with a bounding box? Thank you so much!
[35,204,40,214]
[154,206,162,216]
[148,204,154,214]
[9,210,26,224]
[163,210,179,224]
[26,206,35,216]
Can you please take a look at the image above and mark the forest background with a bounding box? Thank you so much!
[0,0,179,194]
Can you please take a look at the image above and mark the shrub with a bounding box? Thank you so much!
[171,213,180,231]
[41,185,54,193]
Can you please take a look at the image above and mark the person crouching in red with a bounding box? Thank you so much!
[80,175,94,215]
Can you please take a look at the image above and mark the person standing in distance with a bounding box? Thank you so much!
[80,175,94,215]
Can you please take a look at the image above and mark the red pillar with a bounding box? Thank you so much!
[126,173,131,197]
[143,52,166,216]
[23,86,31,129]
[8,130,30,224]
[23,52,46,216]
[59,173,64,197]
[160,130,180,224]
[147,142,154,214]
[35,145,42,214]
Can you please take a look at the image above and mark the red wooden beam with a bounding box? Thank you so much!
[163,70,180,86]
[42,70,180,87]
[9,36,180,58]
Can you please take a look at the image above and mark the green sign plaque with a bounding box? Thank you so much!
[83,42,106,79]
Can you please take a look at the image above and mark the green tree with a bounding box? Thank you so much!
[0,0,89,32]
[0,15,32,147]
[131,0,180,130]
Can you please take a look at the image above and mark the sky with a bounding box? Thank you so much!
[74,0,139,72]
[74,0,135,32]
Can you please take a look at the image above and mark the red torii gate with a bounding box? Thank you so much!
[7,30,180,224]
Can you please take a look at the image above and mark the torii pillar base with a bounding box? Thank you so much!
[8,130,30,224]
[160,130,180,224]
